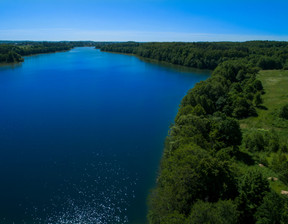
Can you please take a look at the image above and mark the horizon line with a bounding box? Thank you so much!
[1,39,288,43]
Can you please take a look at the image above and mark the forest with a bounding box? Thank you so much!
[97,41,288,223]
[0,41,96,63]
[96,41,288,70]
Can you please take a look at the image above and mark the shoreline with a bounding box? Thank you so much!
[0,48,74,66]
[97,49,212,74]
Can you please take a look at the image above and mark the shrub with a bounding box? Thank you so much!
[279,104,288,119]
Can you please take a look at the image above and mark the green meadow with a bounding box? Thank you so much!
[240,70,288,194]
[241,70,288,136]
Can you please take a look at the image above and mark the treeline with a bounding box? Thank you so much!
[148,60,288,223]
[97,41,288,70]
[0,41,96,63]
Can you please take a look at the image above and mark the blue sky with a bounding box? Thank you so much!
[1,0,288,41]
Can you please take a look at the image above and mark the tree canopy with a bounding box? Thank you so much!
[97,41,288,70]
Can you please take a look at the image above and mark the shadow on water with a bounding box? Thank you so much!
[0,62,22,71]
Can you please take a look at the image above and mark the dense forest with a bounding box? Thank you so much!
[96,41,288,70]
[0,41,96,63]
[97,41,288,223]
[148,62,288,224]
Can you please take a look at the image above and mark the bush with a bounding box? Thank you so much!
[244,131,267,152]
[270,151,288,184]
[279,104,288,119]
[254,92,263,107]
[255,191,288,224]
[283,60,288,70]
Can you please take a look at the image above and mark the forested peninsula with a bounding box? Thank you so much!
[0,41,96,63]
[97,41,288,223]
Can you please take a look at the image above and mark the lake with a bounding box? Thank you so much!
[0,47,210,224]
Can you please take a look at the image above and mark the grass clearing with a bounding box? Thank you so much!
[239,70,288,194]
[240,70,288,141]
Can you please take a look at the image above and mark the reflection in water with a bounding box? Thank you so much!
[0,62,22,71]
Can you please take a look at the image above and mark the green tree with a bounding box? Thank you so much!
[255,191,288,224]
[257,56,282,70]
[271,151,288,184]
[149,144,237,221]
[192,104,206,116]
[210,114,242,148]
[237,168,270,223]
[232,97,255,118]
[253,80,264,91]
[244,131,267,152]
[254,92,263,107]
[283,60,288,70]
[160,212,186,224]
[279,104,288,119]
[186,200,238,224]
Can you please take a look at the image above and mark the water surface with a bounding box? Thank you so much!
[0,47,210,224]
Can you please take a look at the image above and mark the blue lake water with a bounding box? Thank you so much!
[0,47,210,224]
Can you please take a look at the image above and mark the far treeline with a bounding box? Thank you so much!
[97,41,288,224]
[0,41,96,63]
[96,41,288,70]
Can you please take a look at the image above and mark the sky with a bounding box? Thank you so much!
[0,0,288,42]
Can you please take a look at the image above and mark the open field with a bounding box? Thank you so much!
[239,70,288,193]
[240,70,288,140]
